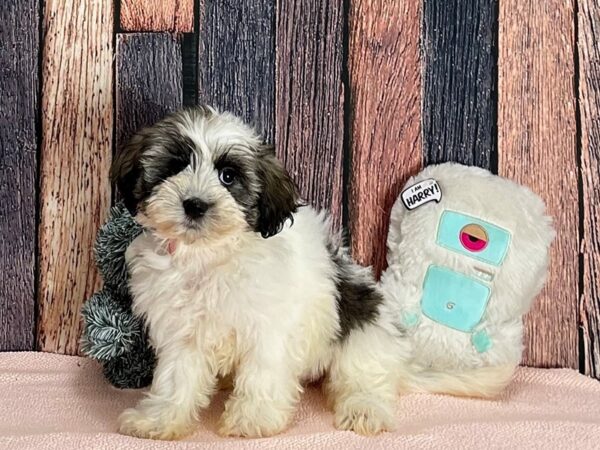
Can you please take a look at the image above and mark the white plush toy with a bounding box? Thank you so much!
[380,163,555,397]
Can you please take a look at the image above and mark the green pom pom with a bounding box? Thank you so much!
[81,289,144,361]
[94,202,142,297]
[103,343,156,389]
[82,201,156,389]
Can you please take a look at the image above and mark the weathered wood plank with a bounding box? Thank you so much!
[182,34,198,107]
[0,0,39,350]
[498,0,578,368]
[422,0,497,168]
[276,0,345,229]
[121,0,193,32]
[198,0,275,143]
[37,0,114,354]
[579,0,600,378]
[117,33,183,150]
[348,0,422,276]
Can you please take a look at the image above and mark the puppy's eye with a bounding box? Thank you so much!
[219,167,236,186]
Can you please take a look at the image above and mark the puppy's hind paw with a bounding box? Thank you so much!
[118,407,193,440]
[334,399,395,436]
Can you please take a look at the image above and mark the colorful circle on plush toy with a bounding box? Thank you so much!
[459,223,488,252]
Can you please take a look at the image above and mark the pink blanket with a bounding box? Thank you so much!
[1,352,599,449]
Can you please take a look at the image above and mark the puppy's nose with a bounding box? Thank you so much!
[183,198,210,219]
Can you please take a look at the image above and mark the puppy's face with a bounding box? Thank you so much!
[111,107,298,244]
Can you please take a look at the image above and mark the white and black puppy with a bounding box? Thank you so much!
[114,106,401,440]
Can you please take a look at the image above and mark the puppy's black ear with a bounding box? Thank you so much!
[255,145,299,238]
[110,133,145,215]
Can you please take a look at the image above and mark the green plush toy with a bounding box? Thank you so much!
[80,203,156,388]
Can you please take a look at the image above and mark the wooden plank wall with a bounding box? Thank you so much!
[1,0,599,378]
[498,0,579,369]
[276,0,345,229]
[422,0,497,169]
[348,0,422,276]
[579,0,600,378]
[0,0,39,350]
[37,0,114,354]
[198,0,275,143]
[116,33,184,149]
[121,0,193,32]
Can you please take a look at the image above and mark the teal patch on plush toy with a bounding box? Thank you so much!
[471,330,492,353]
[402,311,420,328]
[421,265,491,332]
[471,329,492,353]
[436,210,511,267]
[80,203,156,389]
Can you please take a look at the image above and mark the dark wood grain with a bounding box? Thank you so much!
[198,0,275,143]
[348,0,422,276]
[498,0,578,368]
[37,0,113,355]
[117,33,184,150]
[579,0,600,378]
[121,0,194,32]
[276,0,345,229]
[422,0,497,168]
[0,0,39,350]
[182,34,198,107]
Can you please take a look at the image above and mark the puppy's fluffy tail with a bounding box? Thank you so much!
[399,364,516,399]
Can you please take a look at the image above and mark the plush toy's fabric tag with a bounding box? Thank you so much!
[401,179,442,210]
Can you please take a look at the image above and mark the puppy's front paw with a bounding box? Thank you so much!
[334,397,395,436]
[118,407,193,440]
[218,396,291,438]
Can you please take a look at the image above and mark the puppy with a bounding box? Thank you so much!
[113,106,403,439]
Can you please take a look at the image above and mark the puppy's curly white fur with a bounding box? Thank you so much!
[113,107,398,439]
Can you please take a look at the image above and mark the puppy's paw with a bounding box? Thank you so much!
[118,407,193,440]
[218,396,291,438]
[334,398,395,436]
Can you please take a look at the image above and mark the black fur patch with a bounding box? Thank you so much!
[332,253,383,340]
[111,111,199,214]
[213,151,257,221]
[254,145,299,238]
[144,133,194,185]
